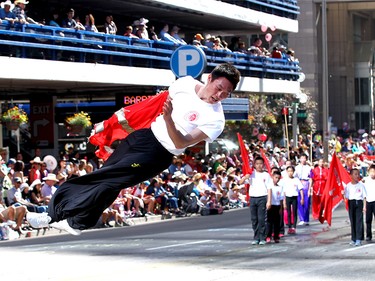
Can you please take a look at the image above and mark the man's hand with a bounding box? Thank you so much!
[162,97,173,122]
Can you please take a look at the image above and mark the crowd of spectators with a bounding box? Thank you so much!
[0,1,298,64]
[1,128,375,240]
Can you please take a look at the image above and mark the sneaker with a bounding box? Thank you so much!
[26,212,51,229]
[266,237,271,243]
[274,239,280,243]
[349,241,356,246]
[287,228,293,234]
[279,233,284,238]
[298,221,305,226]
[355,240,362,247]
[50,220,81,236]
[259,240,266,245]
[291,228,296,234]
[6,220,17,227]
[251,240,260,245]
[122,218,135,226]
[366,237,372,242]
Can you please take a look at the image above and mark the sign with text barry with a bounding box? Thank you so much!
[29,98,55,148]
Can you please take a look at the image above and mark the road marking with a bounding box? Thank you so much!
[208,228,251,232]
[146,240,213,251]
[344,243,375,252]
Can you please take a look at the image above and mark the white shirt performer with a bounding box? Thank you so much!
[363,165,375,241]
[26,63,241,235]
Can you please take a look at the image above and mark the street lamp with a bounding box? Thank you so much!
[322,0,329,162]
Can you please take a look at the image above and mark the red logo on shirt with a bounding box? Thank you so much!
[185,111,199,122]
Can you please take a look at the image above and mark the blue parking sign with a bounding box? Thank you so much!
[170,45,207,78]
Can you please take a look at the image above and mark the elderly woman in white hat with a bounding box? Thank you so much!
[41,173,58,204]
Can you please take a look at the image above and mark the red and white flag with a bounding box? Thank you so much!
[89,91,169,160]
[318,153,351,225]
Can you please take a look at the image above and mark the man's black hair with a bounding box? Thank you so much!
[210,63,241,90]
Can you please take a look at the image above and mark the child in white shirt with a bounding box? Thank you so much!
[282,165,304,234]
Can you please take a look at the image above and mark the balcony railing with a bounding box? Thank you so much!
[0,22,301,81]
[222,0,300,20]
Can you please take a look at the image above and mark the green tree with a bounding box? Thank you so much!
[220,89,317,144]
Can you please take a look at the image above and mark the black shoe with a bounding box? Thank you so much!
[366,237,372,241]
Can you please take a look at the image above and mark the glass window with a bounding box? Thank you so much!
[355,111,369,130]
[354,78,370,105]
[355,78,359,105]
[360,78,369,105]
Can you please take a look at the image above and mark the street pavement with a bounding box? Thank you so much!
[16,203,351,241]
[1,203,372,281]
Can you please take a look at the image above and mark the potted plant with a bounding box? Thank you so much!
[65,111,92,133]
[1,106,28,130]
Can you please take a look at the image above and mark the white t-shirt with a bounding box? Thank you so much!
[363,176,375,202]
[268,182,284,205]
[294,164,312,180]
[151,76,225,155]
[133,186,144,198]
[248,171,271,197]
[282,177,304,197]
[345,182,366,201]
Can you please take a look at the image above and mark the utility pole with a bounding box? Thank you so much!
[370,51,375,132]
[322,0,329,162]
[292,101,298,148]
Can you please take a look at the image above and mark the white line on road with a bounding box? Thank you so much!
[146,240,214,251]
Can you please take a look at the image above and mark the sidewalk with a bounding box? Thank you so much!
[20,212,199,239]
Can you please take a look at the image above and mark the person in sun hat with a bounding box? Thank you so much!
[40,173,58,204]
[0,0,16,24]
[13,0,40,24]
[28,156,43,183]
[135,17,149,40]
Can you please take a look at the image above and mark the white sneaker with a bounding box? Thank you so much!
[50,220,81,236]
[298,221,305,226]
[6,220,17,227]
[26,212,51,228]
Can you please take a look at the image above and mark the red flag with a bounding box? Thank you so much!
[237,133,252,202]
[318,153,351,225]
[335,155,351,210]
[89,91,169,160]
[260,148,271,174]
[237,133,252,175]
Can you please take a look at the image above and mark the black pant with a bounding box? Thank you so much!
[279,203,285,234]
[250,195,267,241]
[285,196,298,229]
[48,128,174,229]
[348,199,364,241]
[267,205,281,239]
[366,201,375,240]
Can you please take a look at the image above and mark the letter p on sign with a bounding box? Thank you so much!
[170,45,207,78]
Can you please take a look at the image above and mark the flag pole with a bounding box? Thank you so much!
[284,113,290,160]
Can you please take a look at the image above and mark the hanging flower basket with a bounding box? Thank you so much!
[65,111,92,133]
[5,120,21,130]
[67,124,84,134]
[2,106,28,130]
